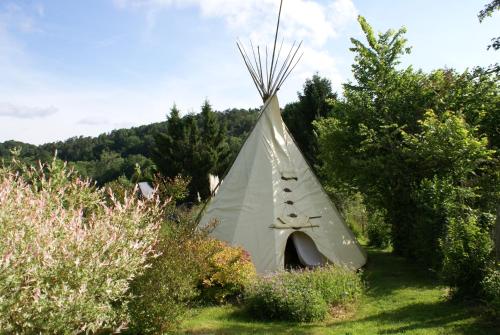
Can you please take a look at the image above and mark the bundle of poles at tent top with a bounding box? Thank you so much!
[236,0,304,103]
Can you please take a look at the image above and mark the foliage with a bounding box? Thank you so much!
[152,101,230,201]
[481,267,500,315]
[366,210,391,249]
[342,193,368,240]
[440,214,494,299]
[153,173,191,204]
[315,16,498,267]
[0,159,161,334]
[283,74,336,167]
[402,111,495,268]
[245,273,328,322]
[127,213,206,334]
[152,106,199,200]
[104,175,135,203]
[315,15,425,258]
[196,238,257,305]
[479,0,500,21]
[244,266,362,322]
[301,265,363,306]
[478,0,500,50]
[0,106,259,194]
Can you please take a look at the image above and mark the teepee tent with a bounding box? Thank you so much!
[198,0,366,273]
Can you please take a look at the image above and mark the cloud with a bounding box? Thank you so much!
[77,116,110,126]
[77,117,133,128]
[112,0,357,103]
[113,0,358,47]
[0,102,57,119]
[0,2,45,34]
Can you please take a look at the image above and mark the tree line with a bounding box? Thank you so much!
[0,106,259,197]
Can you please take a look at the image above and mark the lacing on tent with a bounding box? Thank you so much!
[271,171,321,230]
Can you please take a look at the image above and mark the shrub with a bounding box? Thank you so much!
[0,159,161,334]
[440,214,494,298]
[245,266,363,322]
[153,173,191,204]
[103,175,135,203]
[196,238,256,304]
[304,265,363,306]
[127,216,205,334]
[367,210,391,249]
[343,193,368,241]
[245,273,327,322]
[481,267,500,316]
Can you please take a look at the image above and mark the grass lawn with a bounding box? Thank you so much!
[180,248,497,335]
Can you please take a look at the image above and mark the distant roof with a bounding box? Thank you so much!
[137,182,154,200]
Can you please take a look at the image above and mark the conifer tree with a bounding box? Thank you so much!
[283,74,337,167]
[152,104,186,179]
[153,100,230,201]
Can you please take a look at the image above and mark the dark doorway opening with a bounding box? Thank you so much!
[284,234,305,270]
[284,232,327,270]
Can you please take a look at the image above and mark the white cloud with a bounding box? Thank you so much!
[77,116,110,126]
[0,2,44,33]
[113,0,357,102]
[114,0,357,47]
[0,1,358,144]
[0,102,57,119]
[329,0,357,28]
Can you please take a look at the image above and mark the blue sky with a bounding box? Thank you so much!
[0,0,498,144]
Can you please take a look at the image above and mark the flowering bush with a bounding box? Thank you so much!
[196,239,256,304]
[0,159,162,334]
[245,266,363,322]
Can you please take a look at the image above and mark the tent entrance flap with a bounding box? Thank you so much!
[285,232,327,268]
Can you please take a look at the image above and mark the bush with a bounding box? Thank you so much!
[481,267,500,316]
[196,238,256,304]
[367,210,391,249]
[245,273,327,322]
[304,265,363,306]
[343,193,368,241]
[0,159,161,334]
[127,216,256,332]
[245,266,362,322]
[127,216,205,334]
[440,214,494,298]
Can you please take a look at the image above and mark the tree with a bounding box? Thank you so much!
[152,101,231,201]
[315,16,498,269]
[199,99,230,177]
[478,0,500,50]
[153,104,188,179]
[315,16,424,257]
[283,74,337,167]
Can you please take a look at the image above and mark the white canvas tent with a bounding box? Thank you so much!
[197,0,366,273]
[198,96,366,273]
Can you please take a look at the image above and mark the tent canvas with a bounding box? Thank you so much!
[198,96,366,273]
[197,0,366,273]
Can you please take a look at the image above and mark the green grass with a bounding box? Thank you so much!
[180,248,497,335]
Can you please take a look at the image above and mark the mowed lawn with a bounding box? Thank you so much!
[180,248,497,335]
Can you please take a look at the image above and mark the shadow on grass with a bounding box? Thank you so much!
[328,300,497,335]
[330,248,497,335]
[361,248,440,296]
